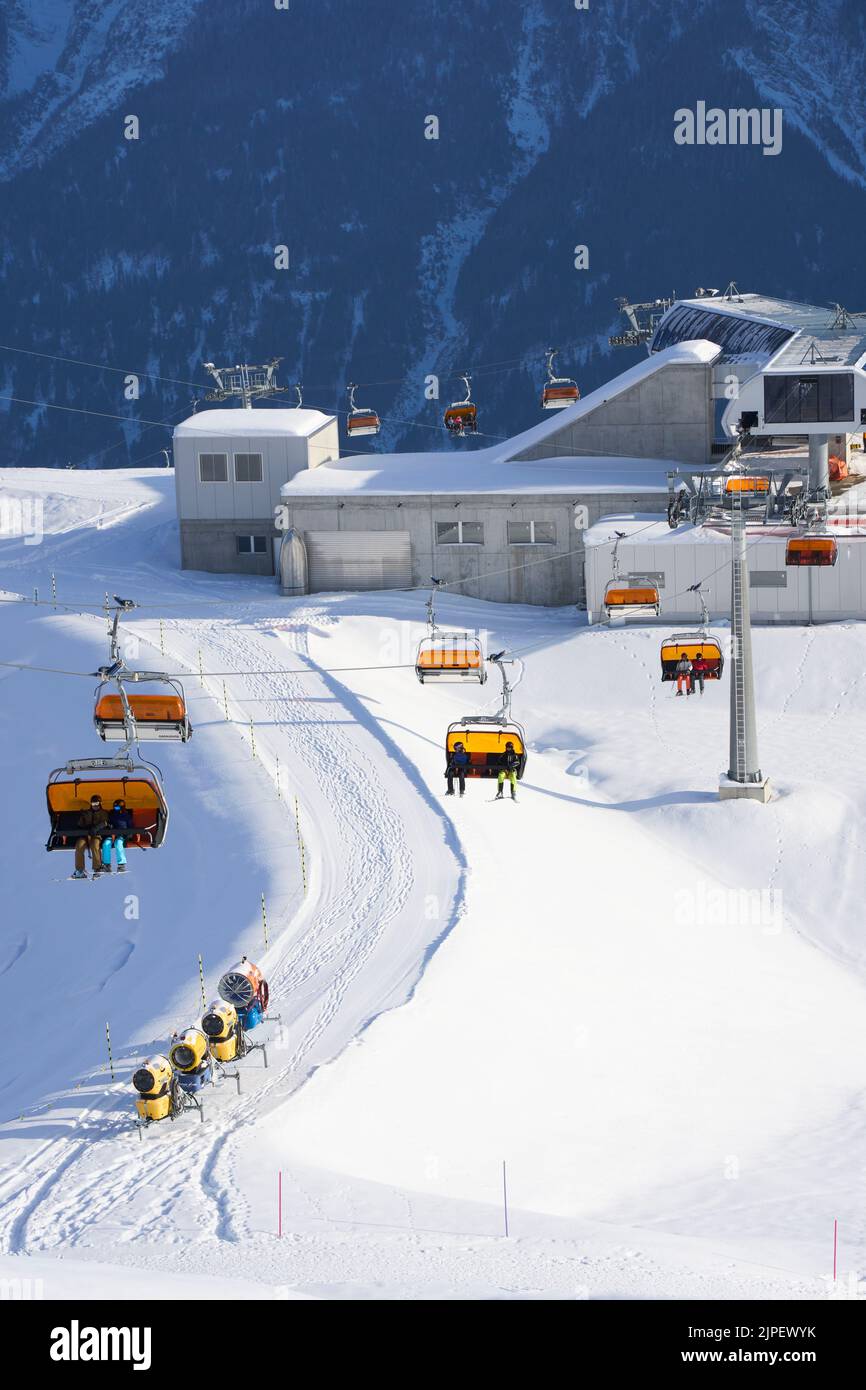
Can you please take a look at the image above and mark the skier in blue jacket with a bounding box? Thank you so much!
[102,798,132,873]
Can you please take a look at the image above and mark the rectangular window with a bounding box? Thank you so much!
[507,520,556,545]
[629,570,665,589]
[236,535,268,555]
[750,570,787,588]
[764,373,854,425]
[234,452,263,483]
[199,453,228,482]
[436,520,484,545]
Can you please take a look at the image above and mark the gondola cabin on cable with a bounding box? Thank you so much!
[45,761,169,853]
[346,383,381,437]
[445,722,527,780]
[444,373,478,434]
[93,679,192,742]
[541,349,580,410]
[785,535,838,567]
[416,634,486,683]
[660,635,724,681]
[603,580,661,618]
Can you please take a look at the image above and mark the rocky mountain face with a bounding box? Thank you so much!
[1,0,864,467]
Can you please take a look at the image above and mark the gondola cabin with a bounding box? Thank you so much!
[94,683,192,742]
[46,771,168,851]
[347,410,381,437]
[785,535,838,567]
[542,382,579,410]
[660,636,724,681]
[444,403,478,434]
[603,581,660,618]
[445,723,527,779]
[416,636,485,683]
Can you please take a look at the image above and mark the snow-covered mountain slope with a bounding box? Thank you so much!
[1,1,865,469]
[1,467,865,1299]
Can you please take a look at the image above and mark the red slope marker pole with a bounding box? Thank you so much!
[833,1218,837,1282]
[279,1170,282,1238]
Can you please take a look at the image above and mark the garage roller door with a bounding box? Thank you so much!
[306,530,412,591]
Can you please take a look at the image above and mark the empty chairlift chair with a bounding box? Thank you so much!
[603,579,660,619]
[602,531,660,620]
[94,678,192,743]
[416,579,486,683]
[785,534,838,567]
[346,382,381,438]
[541,348,579,410]
[416,634,486,683]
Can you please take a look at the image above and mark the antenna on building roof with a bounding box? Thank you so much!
[799,338,830,365]
[721,281,743,302]
[202,357,287,409]
[827,303,864,330]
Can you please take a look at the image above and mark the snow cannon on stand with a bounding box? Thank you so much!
[168,1027,212,1117]
[218,957,270,1031]
[132,1056,176,1125]
[201,1000,240,1063]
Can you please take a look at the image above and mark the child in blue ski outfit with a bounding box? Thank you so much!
[102,798,132,873]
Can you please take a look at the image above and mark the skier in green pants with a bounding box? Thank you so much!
[495,742,520,801]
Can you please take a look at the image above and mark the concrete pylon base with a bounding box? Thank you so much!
[718,774,771,803]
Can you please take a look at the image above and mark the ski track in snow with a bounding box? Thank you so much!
[0,606,463,1256]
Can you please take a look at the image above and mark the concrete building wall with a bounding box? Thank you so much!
[280,489,664,605]
[585,533,866,623]
[174,424,339,523]
[510,362,715,467]
[179,518,278,575]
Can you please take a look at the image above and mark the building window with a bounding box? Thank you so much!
[436,520,484,545]
[234,452,263,483]
[750,570,787,588]
[507,520,556,545]
[764,373,854,425]
[199,453,228,482]
[236,535,268,555]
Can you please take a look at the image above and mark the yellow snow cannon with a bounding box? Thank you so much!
[168,1027,213,1093]
[200,1000,240,1062]
[132,1055,175,1122]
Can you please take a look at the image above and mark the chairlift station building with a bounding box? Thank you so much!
[174,291,866,616]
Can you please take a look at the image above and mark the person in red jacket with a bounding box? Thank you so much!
[691,652,710,696]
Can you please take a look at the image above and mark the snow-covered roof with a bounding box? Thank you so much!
[282,454,674,498]
[491,340,721,463]
[174,407,335,438]
[653,294,866,371]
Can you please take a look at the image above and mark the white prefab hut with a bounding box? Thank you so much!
[173,406,339,574]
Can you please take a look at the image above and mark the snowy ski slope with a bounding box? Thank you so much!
[1,468,865,1300]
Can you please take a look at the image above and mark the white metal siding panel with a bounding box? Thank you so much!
[306,530,411,591]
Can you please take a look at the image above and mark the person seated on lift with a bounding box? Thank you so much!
[72,794,111,878]
[446,740,470,797]
[495,742,520,801]
[675,654,693,697]
[102,797,132,873]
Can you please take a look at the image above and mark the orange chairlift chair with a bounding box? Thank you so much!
[541,348,579,410]
[445,651,527,780]
[416,579,486,684]
[346,381,381,438]
[444,372,478,435]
